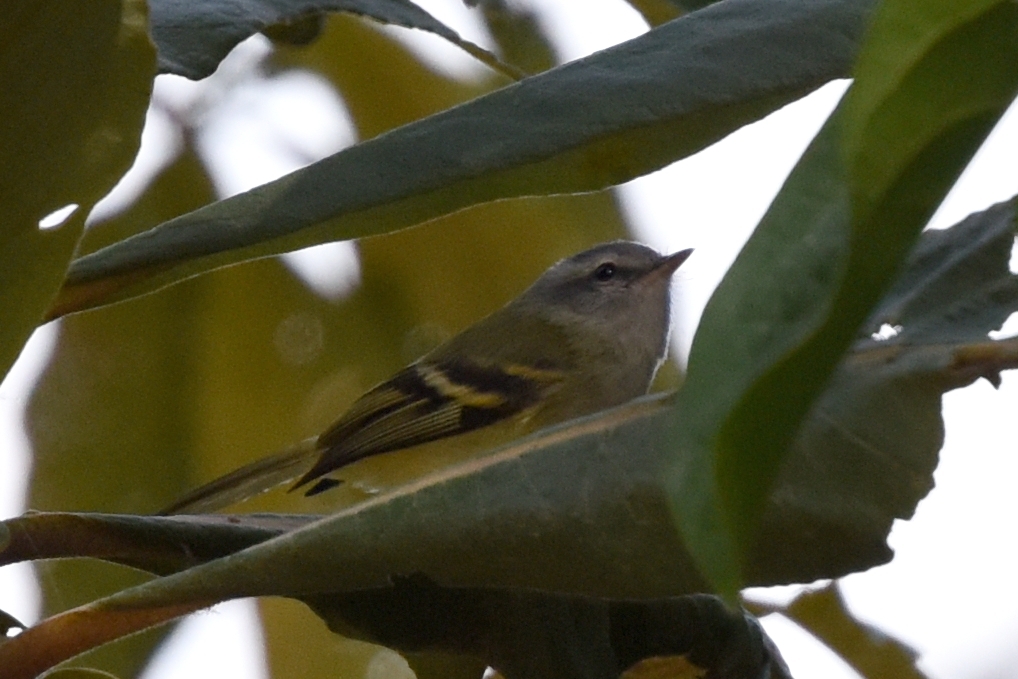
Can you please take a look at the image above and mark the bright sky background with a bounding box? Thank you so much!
[3,1,1017,678]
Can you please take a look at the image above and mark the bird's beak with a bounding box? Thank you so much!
[642,248,693,284]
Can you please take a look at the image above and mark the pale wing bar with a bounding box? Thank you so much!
[295,359,563,495]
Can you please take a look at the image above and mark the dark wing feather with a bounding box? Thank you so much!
[158,356,566,512]
[292,359,564,493]
[158,438,318,515]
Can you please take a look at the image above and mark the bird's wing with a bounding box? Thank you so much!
[158,438,318,515]
[158,357,566,514]
[294,358,565,495]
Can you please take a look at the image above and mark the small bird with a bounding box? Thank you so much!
[160,241,692,515]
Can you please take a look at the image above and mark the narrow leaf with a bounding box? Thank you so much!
[0,513,315,576]
[50,0,875,319]
[149,0,523,81]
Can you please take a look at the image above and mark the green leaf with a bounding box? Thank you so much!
[862,199,1018,345]
[480,2,557,75]
[149,0,522,81]
[842,0,1018,227]
[0,512,315,576]
[0,0,154,380]
[668,0,1018,594]
[50,0,876,319]
[670,108,854,596]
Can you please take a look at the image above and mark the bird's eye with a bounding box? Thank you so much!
[594,263,616,281]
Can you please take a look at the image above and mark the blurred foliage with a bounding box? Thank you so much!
[623,0,683,26]
[747,582,928,679]
[1,0,1017,678]
[0,0,153,379]
[783,584,925,679]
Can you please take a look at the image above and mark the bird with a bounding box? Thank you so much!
[160,241,692,515]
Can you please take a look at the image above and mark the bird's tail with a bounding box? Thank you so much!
[158,437,319,515]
